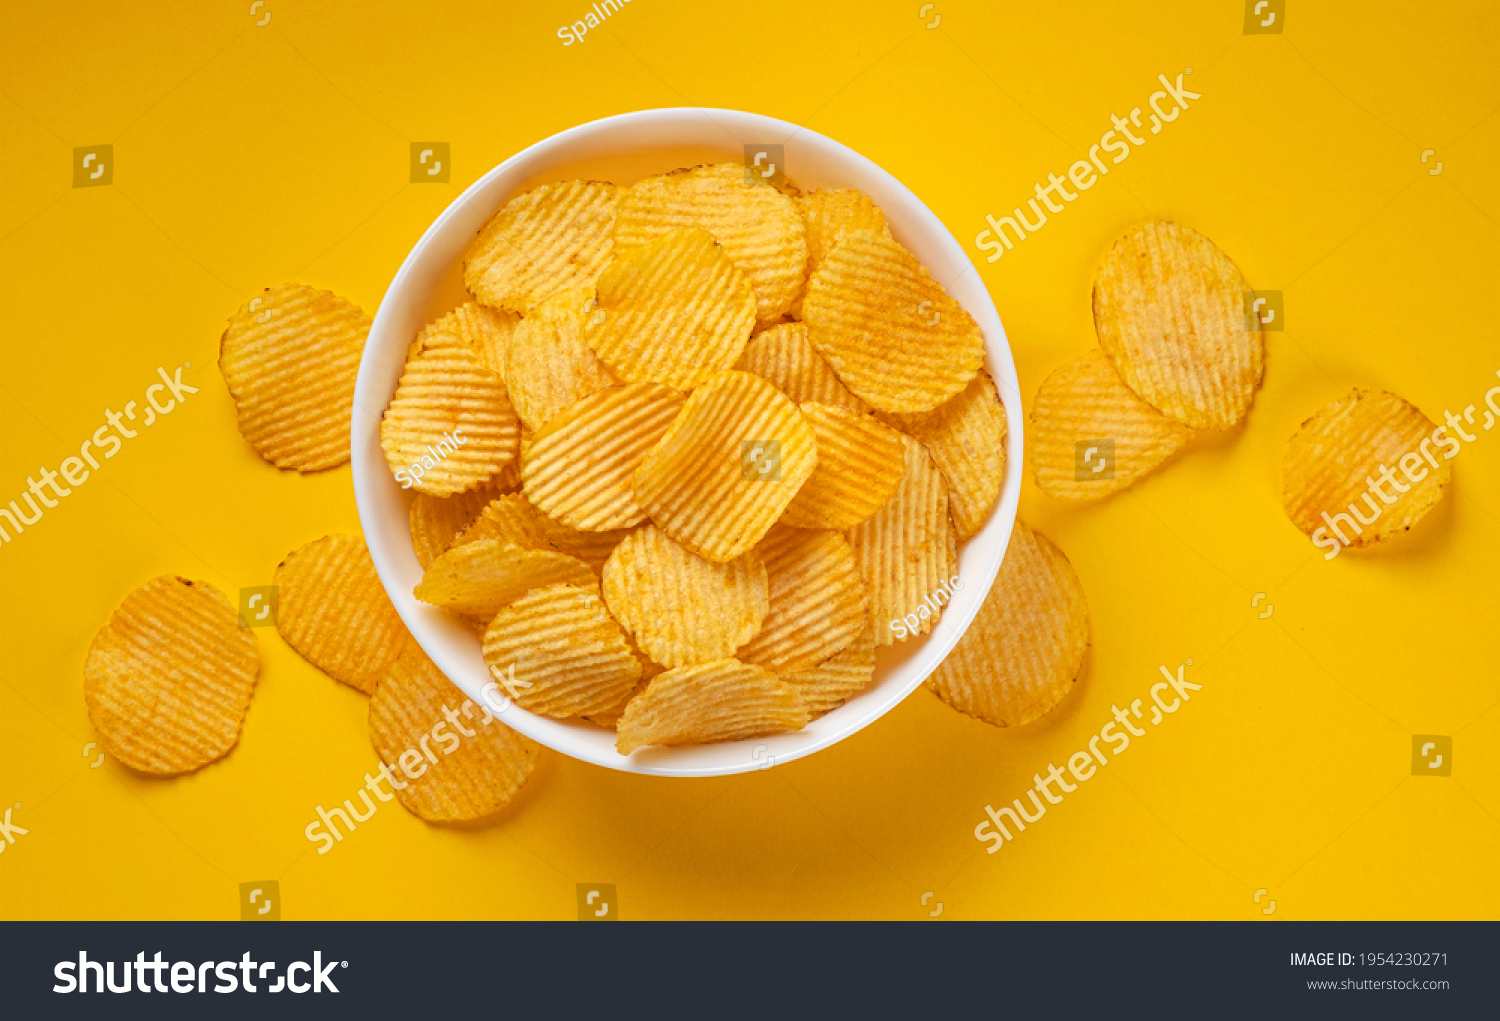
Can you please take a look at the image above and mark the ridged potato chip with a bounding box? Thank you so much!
[1030,350,1196,500]
[1092,220,1263,430]
[782,403,906,531]
[850,434,954,647]
[737,526,869,673]
[601,524,768,669]
[883,371,1007,539]
[381,322,520,496]
[419,301,518,378]
[583,227,756,390]
[523,382,686,531]
[275,534,414,694]
[409,487,496,569]
[506,288,617,431]
[219,283,370,472]
[803,232,984,414]
[481,583,642,718]
[1282,388,1452,548]
[927,519,1088,727]
[452,493,551,551]
[83,576,259,774]
[781,622,876,717]
[633,370,818,562]
[414,537,594,621]
[615,658,809,755]
[796,189,890,279]
[735,322,867,411]
[463,180,618,313]
[615,164,807,323]
[368,647,539,822]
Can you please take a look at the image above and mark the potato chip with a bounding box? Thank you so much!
[219,283,370,472]
[735,322,867,412]
[414,537,594,621]
[796,189,890,279]
[83,576,259,774]
[414,300,517,379]
[380,323,520,496]
[409,487,497,569]
[506,288,618,431]
[463,180,618,314]
[274,534,415,694]
[368,647,539,822]
[481,583,642,718]
[782,403,906,531]
[615,164,807,323]
[583,227,756,390]
[1029,350,1196,500]
[781,622,876,717]
[927,519,1088,727]
[850,434,954,647]
[633,370,819,562]
[537,515,632,575]
[1282,388,1452,548]
[523,382,686,531]
[601,523,768,669]
[1092,220,1263,430]
[452,493,551,551]
[737,526,869,673]
[803,232,984,413]
[615,658,809,755]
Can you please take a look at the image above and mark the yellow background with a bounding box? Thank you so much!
[2,0,1497,920]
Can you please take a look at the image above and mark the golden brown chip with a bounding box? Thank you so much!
[1092,220,1263,430]
[781,622,876,718]
[927,519,1089,727]
[601,524,768,669]
[380,321,520,496]
[523,382,686,531]
[882,371,1008,539]
[632,370,819,562]
[849,434,954,647]
[368,647,539,822]
[615,658,809,755]
[1029,350,1196,501]
[409,487,497,569]
[83,576,259,775]
[414,537,595,621]
[219,283,370,472]
[615,164,807,323]
[505,288,618,431]
[803,232,984,414]
[782,403,906,531]
[583,227,756,390]
[1282,388,1452,549]
[735,322,867,412]
[481,583,642,718]
[452,493,551,551]
[536,515,631,575]
[274,534,415,694]
[463,180,618,314]
[796,189,890,279]
[737,527,869,673]
[416,300,518,378]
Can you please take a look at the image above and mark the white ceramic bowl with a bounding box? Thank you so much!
[353,108,1023,776]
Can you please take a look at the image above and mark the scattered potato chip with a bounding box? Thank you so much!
[537,515,631,575]
[452,493,551,551]
[735,323,867,412]
[782,403,906,531]
[415,301,518,378]
[381,322,520,496]
[274,534,415,694]
[615,164,807,323]
[1030,350,1196,500]
[505,288,618,431]
[602,524,768,669]
[615,658,809,755]
[414,537,594,621]
[850,434,954,647]
[737,526,869,673]
[1092,220,1263,430]
[633,370,818,562]
[481,583,642,718]
[803,232,984,414]
[219,283,370,472]
[583,227,756,390]
[368,647,539,822]
[463,180,618,313]
[523,382,686,531]
[83,576,259,774]
[927,519,1088,727]
[796,189,890,279]
[1282,388,1452,548]
[781,622,876,717]
[409,487,497,569]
